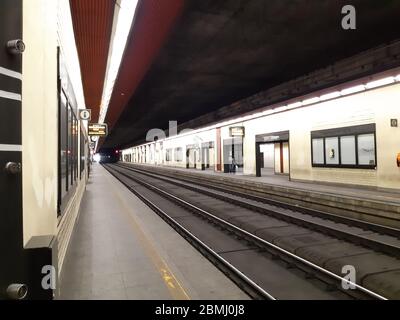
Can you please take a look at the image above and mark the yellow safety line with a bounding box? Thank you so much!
[106,173,191,300]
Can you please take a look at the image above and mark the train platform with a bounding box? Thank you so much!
[135,164,400,204]
[127,163,400,228]
[58,164,249,300]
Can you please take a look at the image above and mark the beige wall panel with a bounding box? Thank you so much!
[22,0,58,245]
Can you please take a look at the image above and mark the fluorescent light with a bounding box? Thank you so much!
[302,97,320,105]
[396,74,400,82]
[99,0,139,124]
[365,77,395,89]
[261,109,274,116]
[341,84,365,95]
[287,102,302,109]
[273,106,288,113]
[320,91,341,101]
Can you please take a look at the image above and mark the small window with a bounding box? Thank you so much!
[358,134,375,166]
[325,137,339,165]
[165,149,172,162]
[312,139,324,164]
[340,136,356,165]
[174,147,183,162]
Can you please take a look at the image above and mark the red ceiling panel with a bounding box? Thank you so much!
[103,0,185,134]
[69,0,115,121]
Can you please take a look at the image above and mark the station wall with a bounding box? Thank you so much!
[122,74,400,191]
[22,0,89,273]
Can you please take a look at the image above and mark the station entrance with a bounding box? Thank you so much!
[255,131,290,178]
[201,142,215,170]
[223,138,243,174]
[186,144,200,169]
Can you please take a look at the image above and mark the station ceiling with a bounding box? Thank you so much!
[73,0,400,150]
[69,0,115,122]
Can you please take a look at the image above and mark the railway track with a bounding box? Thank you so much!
[104,163,390,300]
[115,163,400,258]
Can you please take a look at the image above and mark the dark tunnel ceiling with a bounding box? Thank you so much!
[101,0,400,149]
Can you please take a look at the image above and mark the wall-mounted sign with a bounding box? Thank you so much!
[256,131,289,143]
[229,126,245,137]
[391,119,398,127]
[263,135,280,142]
[79,109,91,121]
[88,123,108,137]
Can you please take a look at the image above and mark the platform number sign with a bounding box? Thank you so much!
[79,109,91,121]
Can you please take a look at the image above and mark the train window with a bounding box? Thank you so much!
[80,127,86,179]
[60,91,68,198]
[58,90,80,215]
[57,47,83,216]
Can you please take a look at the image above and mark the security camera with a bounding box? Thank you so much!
[6,39,25,54]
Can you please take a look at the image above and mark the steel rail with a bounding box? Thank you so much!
[107,164,388,300]
[115,163,400,258]
[104,165,276,300]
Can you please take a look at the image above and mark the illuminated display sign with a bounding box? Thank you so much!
[229,126,245,137]
[88,123,108,137]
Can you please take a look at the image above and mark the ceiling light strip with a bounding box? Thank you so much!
[151,71,400,144]
[98,0,138,124]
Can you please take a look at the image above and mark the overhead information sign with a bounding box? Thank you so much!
[79,109,91,121]
[88,123,108,137]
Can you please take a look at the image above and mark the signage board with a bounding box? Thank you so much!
[79,109,91,121]
[88,123,108,137]
[263,135,280,142]
[229,126,245,137]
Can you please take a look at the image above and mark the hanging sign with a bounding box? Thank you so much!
[229,126,245,137]
[88,123,108,137]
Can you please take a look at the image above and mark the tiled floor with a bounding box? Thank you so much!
[58,164,249,300]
